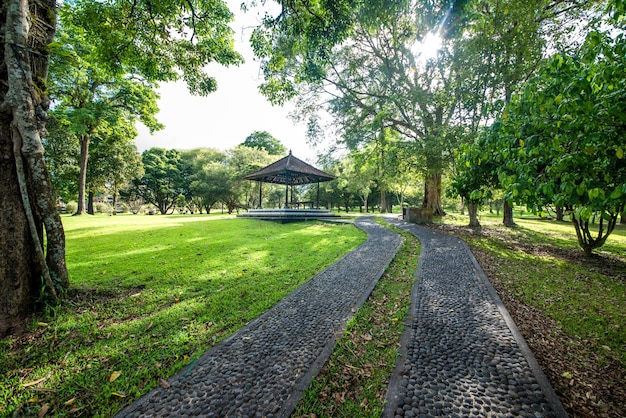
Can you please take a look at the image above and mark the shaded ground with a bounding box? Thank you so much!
[431,223,626,418]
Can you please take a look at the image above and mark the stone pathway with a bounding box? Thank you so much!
[383,218,568,418]
[115,217,402,418]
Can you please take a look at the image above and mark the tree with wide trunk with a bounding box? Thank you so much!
[1,0,68,337]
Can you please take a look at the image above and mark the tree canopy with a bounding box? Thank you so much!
[489,28,626,253]
[240,131,287,155]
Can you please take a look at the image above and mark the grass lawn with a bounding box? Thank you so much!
[0,213,366,418]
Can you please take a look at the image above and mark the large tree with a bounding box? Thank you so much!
[257,1,465,216]
[491,28,626,254]
[1,0,242,336]
[252,0,596,219]
[130,148,191,215]
[182,148,229,213]
[48,10,162,215]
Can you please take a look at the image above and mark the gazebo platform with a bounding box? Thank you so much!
[237,208,341,223]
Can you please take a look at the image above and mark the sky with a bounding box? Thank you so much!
[134,0,322,161]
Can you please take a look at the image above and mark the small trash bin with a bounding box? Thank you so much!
[407,207,433,224]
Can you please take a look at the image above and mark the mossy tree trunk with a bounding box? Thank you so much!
[1,0,68,337]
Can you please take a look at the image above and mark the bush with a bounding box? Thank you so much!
[65,201,78,214]
[95,202,112,214]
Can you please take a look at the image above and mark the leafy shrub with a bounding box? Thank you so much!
[65,201,78,214]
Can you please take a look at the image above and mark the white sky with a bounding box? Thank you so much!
[134,0,321,161]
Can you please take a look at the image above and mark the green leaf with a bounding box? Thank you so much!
[579,207,592,220]
[610,187,623,199]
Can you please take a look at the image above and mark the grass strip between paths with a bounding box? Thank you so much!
[293,218,420,418]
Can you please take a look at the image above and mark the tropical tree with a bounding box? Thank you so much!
[130,148,192,215]
[48,12,162,215]
[492,29,626,254]
[182,148,230,213]
[448,132,500,227]
[253,0,597,221]
[240,131,286,155]
[87,119,144,213]
[1,0,242,335]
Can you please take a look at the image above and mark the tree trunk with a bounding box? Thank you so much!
[503,200,515,226]
[468,203,480,227]
[76,135,89,215]
[422,172,446,216]
[556,206,564,222]
[380,188,387,214]
[112,185,118,215]
[2,0,68,337]
[87,191,94,215]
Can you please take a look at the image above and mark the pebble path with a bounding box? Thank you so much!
[383,218,568,418]
[115,217,402,418]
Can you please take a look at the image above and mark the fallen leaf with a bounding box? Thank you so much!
[363,334,373,341]
[64,398,76,406]
[38,404,49,417]
[37,322,49,327]
[28,397,39,403]
[111,391,126,398]
[145,322,154,332]
[159,378,170,389]
[109,371,122,382]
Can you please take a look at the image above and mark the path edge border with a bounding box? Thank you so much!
[460,238,569,418]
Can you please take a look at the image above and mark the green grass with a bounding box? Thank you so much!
[0,214,366,418]
[437,210,626,367]
[293,218,420,417]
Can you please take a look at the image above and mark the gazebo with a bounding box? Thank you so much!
[238,151,339,222]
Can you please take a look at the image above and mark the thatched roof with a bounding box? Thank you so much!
[242,151,335,185]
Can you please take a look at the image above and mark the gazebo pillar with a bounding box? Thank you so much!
[284,184,289,208]
[316,182,320,209]
[258,181,263,209]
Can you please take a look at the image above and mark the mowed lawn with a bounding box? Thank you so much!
[0,214,366,418]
